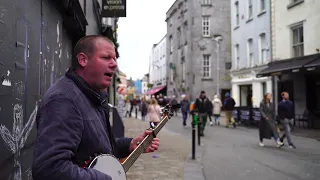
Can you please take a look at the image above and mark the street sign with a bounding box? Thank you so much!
[101,0,126,17]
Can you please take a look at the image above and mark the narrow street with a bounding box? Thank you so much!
[163,114,320,180]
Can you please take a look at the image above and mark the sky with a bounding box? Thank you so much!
[117,0,175,80]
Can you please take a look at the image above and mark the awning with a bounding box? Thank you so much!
[257,53,320,77]
[304,54,320,70]
[145,85,166,95]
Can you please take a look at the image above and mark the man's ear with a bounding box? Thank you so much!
[77,52,89,67]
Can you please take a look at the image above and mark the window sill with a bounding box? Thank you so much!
[257,10,266,17]
[246,18,253,23]
[201,78,213,81]
[201,4,212,7]
[287,0,304,9]
[233,26,239,30]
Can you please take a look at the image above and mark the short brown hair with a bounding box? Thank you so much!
[281,91,289,97]
[72,35,114,68]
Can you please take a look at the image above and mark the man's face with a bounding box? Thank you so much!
[283,93,289,100]
[201,93,206,98]
[80,39,117,90]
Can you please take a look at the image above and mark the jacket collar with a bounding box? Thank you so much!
[65,68,109,106]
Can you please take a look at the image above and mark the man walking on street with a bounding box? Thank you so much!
[180,94,190,127]
[224,92,236,128]
[278,92,296,149]
[194,91,211,136]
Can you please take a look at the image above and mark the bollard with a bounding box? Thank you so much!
[194,113,201,146]
[191,114,197,160]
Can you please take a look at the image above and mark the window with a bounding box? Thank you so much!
[203,55,211,78]
[247,39,253,67]
[169,36,173,53]
[235,1,239,26]
[177,27,181,47]
[234,44,240,69]
[182,60,186,81]
[170,68,174,82]
[259,0,266,12]
[184,21,188,43]
[262,82,267,97]
[259,33,267,64]
[247,0,253,19]
[292,24,304,57]
[202,16,210,37]
[202,0,211,5]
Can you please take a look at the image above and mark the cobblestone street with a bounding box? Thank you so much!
[123,117,191,180]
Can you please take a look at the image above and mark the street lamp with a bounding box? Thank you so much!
[213,35,222,96]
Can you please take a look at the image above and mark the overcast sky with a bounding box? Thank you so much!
[117,0,175,80]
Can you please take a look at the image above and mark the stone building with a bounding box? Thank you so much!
[166,0,232,101]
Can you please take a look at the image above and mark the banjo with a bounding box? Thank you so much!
[83,104,174,180]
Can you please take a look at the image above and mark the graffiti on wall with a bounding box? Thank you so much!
[0,103,38,180]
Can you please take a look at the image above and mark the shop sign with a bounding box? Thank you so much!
[102,0,126,17]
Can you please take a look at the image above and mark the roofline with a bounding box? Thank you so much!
[151,34,166,49]
[165,0,179,17]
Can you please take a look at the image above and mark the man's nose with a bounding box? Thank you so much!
[109,59,118,69]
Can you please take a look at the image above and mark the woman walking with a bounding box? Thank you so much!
[212,95,223,125]
[147,98,161,128]
[259,93,284,148]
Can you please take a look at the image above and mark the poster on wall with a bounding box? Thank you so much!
[101,0,126,17]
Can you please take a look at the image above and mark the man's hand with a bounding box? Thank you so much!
[129,129,160,153]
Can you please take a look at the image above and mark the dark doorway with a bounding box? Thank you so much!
[239,85,252,107]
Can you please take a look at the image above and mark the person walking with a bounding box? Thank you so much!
[212,95,223,125]
[224,92,236,128]
[147,98,161,128]
[194,91,211,136]
[259,93,284,147]
[180,94,190,127]
[140,97,148,121]
[278,92,296,149]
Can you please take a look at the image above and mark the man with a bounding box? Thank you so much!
[194,91,211,136]
[278,92,296,149]
[32,35,160,180]
[224,92,236,128]
[180,94,190,127]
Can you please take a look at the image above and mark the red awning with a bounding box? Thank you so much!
[145,85,166,95]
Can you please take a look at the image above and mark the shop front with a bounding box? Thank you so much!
[257,53,320,129]
[231,67,272,108]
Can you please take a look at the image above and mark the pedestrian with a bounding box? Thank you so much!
[278,92,296,149]
[194,91,211,136]
[223,92,236,128]
[141,97,148,121]
[180,94,190,127]
[147,98,161,128]
[212,95,222,126]
[259,93,284,147]
[207,99,213,126]
[31,35,160,180]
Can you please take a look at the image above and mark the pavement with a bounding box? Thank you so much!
[123,117,204,180]
[163,114,320,180]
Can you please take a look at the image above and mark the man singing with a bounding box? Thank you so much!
[32,35,160,179]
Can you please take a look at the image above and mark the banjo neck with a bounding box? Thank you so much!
[121,112,171,172]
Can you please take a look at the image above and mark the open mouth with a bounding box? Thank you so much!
[104,72,113,77]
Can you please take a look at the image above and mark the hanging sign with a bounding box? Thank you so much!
[101,0,127,17]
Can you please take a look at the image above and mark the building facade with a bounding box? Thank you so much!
[149,35,167,88]
[230,0,272,107]
[166,0,232,101]
[141,74,149,94]
[258,0,320,128]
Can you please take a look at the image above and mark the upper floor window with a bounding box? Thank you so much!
[169,36,173,53]
[292,24,304,57]
[202,16,210,37]
[259,0,266,12]
[234,44,240,69]
[235,1,239,26]
[203,55,211,78]
[259,33,267,64]
[177,27,181,47]
[247,39,253,67]
[247,0,253,19]
[202,0,211,5]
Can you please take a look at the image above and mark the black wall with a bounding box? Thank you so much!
[0,0,85,179]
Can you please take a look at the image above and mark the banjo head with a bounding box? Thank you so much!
[88,154,127,180]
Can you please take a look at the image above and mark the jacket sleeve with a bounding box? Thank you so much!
[115,137,133,158]
[259,102,267,119]
[32,96,112,180]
